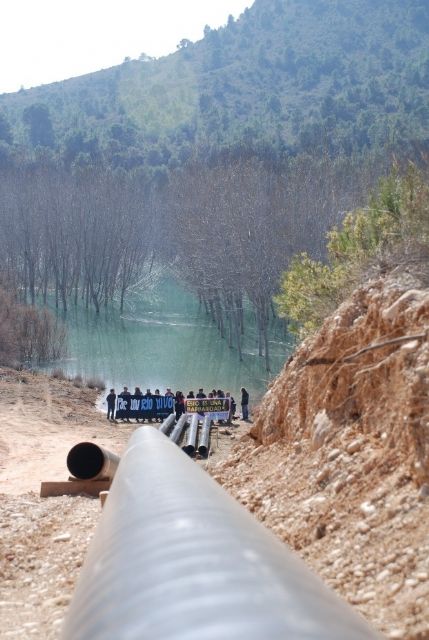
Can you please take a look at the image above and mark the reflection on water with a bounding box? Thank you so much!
[44,278,294,405]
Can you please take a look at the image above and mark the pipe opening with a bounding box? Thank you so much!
[198,445,208,458]
[67,442,105,479]
[182,444,195,456]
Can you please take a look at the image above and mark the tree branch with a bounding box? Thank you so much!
[304,332,427,366]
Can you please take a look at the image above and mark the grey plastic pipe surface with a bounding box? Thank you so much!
[158,412,176,434]
[62,427,379,640]
[198,414,211,457]
[169,412,188,444]
[182,413,199,455]
[66,442,120,480]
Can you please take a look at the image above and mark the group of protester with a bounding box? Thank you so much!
[105,386,250,423]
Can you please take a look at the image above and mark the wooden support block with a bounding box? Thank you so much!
[40,480,111,498]
[99,491,109,507]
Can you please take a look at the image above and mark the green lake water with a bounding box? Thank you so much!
[45,278,294,407]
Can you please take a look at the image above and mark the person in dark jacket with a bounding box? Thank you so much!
[141,388,153,422]
[121,386,131,422]
[106,389,116,421]
[134,387,143,422]
[241,387,249,421]
[175,391,185,420]
[225,391,235,425]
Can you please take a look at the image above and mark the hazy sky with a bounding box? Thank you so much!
[1,0,253,94]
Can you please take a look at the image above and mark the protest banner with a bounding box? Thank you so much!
[185,397,230,421]
[115,395,174,420]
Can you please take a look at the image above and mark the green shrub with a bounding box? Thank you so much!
[275,165,429,336]
[274,253,347,336]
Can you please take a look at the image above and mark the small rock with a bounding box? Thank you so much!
[52,619,64,627]
[304,495,327,508]
[382,289,426,322]
[54,595,71,606]
[250,445,264,457]
[376,569,390,582]
[418,484,429,501]
[415,572,428,581]
[404,578,418,587]
[52,533,71,543]
[359,591,376,603]
[356,521,370,534]
[401,339,420,353]
[333,478,347,494]
[327,448,341,462]
[387,630,406,639]
[386,563,401,575]
[311,410,333,450]
[346,438,365,455]
[389,582,402,595]
[316,466,330,484]
[360,501,376,517]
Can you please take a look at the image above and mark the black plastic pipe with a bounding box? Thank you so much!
[182,414,199,456]
[198,414,211,457]
[169,413,188,444]
[62,427,380,640]
[158,412,176,435]
[66,442,120,480]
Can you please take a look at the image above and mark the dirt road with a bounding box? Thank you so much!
[0,367,245,639]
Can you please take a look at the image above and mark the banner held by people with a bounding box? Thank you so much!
[185,397,230,421]
[115,395,174,420]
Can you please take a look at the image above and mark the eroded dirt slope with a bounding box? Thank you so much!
[211,278,429,639]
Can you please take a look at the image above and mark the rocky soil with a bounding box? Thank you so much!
[211,277,429,640]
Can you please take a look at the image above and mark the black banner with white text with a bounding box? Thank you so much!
[115,395,174,420]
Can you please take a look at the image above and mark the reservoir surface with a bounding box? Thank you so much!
[46,278,294,407]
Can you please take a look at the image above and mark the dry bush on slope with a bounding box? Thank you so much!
[0,285,66,366]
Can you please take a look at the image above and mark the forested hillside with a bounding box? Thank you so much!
[0,0,428,176]
[1,0,429,371]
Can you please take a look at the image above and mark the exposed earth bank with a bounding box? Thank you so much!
[1,276,429,639]
[212,276,429,640]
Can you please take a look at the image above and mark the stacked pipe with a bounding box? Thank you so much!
[198,414,211,457]
[182,414,199,456]
[158,412,176,435]
[169,413,188,444]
